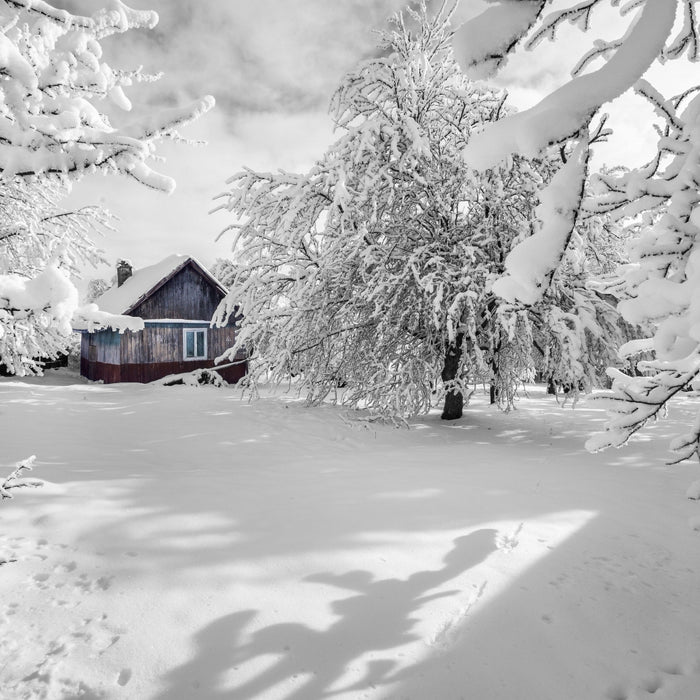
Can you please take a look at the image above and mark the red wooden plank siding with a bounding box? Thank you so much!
[119,360,246,383]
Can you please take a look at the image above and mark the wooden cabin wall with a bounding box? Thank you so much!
[130,265,223,321]
[80,330,121,382]
[121,326,181,365]
[116,324,245,384]
[208,327,238,359]
[120,325,238,365]
[95,331,121,364]
[79,330,120,364]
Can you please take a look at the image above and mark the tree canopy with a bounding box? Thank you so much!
[215,4,628,420]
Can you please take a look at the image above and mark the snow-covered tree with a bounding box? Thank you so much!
[532,211,640,398]
[85,275,112,305]
[210,258,238,289]
[585,83,700,462]
[452,1,700,462]
[215,5,595,420]
[0,0,214,375]
[0,178,113,374]
[451,0,694,301]
[1,182,108,281]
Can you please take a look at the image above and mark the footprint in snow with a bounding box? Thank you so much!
[117,668,132,686]
[5,614,122,699]
[32,572,51,588]
[74,573,114,592]
[606,660,700,699]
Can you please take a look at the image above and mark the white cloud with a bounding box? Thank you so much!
[54,0,700,291]
[66,107,337,289]
[55,0,407,285]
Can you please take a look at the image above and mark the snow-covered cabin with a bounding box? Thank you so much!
[79,255,246,384]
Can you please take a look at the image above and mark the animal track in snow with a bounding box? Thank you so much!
[1,610,124,699]
[0,535,132,696]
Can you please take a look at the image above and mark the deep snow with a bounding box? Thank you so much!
[1,372,699,700]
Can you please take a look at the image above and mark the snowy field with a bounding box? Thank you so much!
[2,372,700,700]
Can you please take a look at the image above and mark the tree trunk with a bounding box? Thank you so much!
[441,334,464,420]
[489,350,500,405]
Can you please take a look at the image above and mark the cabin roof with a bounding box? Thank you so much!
[95,254,227,315]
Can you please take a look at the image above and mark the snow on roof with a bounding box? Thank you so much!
[95,254,224,315]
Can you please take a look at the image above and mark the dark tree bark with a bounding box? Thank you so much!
[489,341,501,405]
[441,333,464,420]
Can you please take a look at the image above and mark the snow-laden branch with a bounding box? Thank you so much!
[1,455,43,499]
[459,0,676,169]
[586,357,700,454]
[493,139,589,304]
[0,0,214,190]
[584,82,700,463]
[4,0,158,37]
[451,0,546,80]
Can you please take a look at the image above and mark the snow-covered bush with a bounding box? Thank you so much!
[535,212,642,398]
[0,0,214,375]
[160,368,228,388]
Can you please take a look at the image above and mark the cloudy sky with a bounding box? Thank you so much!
[57,0,697,287]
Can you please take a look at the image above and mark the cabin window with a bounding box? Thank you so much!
[183,329,207,360]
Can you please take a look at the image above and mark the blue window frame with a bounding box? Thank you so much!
[183,328,207,360]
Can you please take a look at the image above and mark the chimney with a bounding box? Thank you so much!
[116,259,133,287]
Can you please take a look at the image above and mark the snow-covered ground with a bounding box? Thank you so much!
[1,372,699,700]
